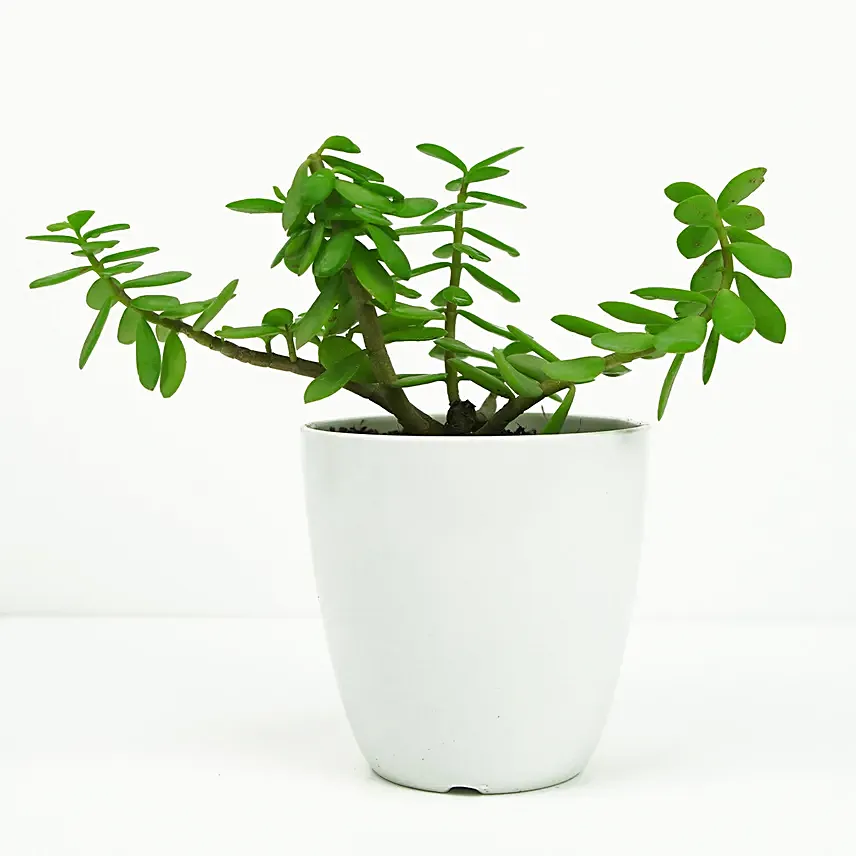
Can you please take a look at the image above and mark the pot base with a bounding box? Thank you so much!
[371,766,584,795]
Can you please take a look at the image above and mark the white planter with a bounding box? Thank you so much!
[302,413,649,794]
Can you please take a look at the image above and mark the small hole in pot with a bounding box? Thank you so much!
[446,786,483,796]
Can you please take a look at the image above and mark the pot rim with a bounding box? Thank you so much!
[302,413,649,441]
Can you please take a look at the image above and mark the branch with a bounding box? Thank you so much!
[96,270,390,412]
[345,272,444,435]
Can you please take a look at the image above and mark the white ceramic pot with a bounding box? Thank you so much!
[302,413,649,794]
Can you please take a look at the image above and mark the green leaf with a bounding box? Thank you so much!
[434,338,494,361]
[102,262,144,275]
[463,226,519,257]
[675,301,704,317]
[507,325,558,361]
[193,279,238,331]
[273,185,287,201]
[29,266,91,288]
[367,182,404,201]
[391,373,446,388]
[734,272,785,343]
[416,143,467,173]
[462,263,520,302]
[653,316,708,353]
[117,306,141,344]
[677,225,718,259]
[712,289,755,343]
[295,221,325,276]
[384,326,446,343]
[465,165,509,183]
[318,336,361,369]
[226,198,283,214]
[47,222,71,232]
[158,332,187,398]
[321,155,384,182]
[160,300,214,320]
[67,210,95,231]
[658,354,685,420]
[74,240,120,254]
[309,231,349,278]
[352,208,393,226]
[458,310,514,340]
[632,287,711,305]
[83,224,130,239]
[321,135,360,154]
[545,356,606,383]
[419,208,455,226]
[293,276,345,348]
[79,299,115,369]
[304,353,364,403]
[334,178,395,213]
[599,301,673,326]
[388,303,443,321]
[281,163,309,231]
[541,387,576,434]
[135,320,161,390]
[396,224,454,236]
[493,348,542,397]
[729,242,792,279]
[156,323,171,343]
[124,271,192,288]
[367,225,411,279]
[507,354,552,381]
[503,341,531,356]
[26,234,80,244]
[471,146,524,170]
[86,278,114,309]
[664,182,709,202]
[431,286,472,307]
[448,358,513,397]
[447,202,486,212]
[390,198,438,218]
[591,331,655,352]
[467,191,526,209]
[453,243,490,263]
[131,295,180,311]
[262,307,294,329]
[691,250,724,291]
[351,242,396,309]
[717,167,766,209]
[721,205,764,230]
[604,365,631,377]
[410,261,451,277]
[216,324,282,339]
[726,227,768,246]
[702,329,719,385]
[100,247,159,263]
[302,169,337,205]
[674,194,718,225]
[551,314,613,338]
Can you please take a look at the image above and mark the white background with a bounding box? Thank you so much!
[2,1,855,853]
[3,0,853,620]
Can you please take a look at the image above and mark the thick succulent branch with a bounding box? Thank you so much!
[344,272,443,435]
[79,248,390,412]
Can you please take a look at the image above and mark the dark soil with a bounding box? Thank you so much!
[326,400,536,436]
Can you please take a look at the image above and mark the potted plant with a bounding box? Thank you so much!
[27,136,792,794]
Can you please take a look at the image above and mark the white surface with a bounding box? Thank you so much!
[2,0,855,619]
[303,415,647,792]
[1,617,854,854]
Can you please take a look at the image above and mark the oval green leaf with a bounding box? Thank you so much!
[552,314,613,338]
[117,306,141,344]
[677,225,718,259]
[721,205,764,230]
[135,319,161,390]
[226,198,283,214]
[717,167,766,209]
[590,331,655,352]
[729,242,792,279]
[462,263,520,302]
[160,332,187,398]
[653,315,708,353]
[415,143,467,173]
[367,225,411,279]
[658,354,685,420]
[493,348,542,397]
[544,356,606,383]
[734,272,785,343]
[79,299,115,369]
[664,182,709,203]
[674,194,718,225]
[712,288,755,343]
[599,301,673,326]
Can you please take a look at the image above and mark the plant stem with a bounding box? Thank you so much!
[345,271,443,434]
[77,245,389,412]
[444,183,469,403]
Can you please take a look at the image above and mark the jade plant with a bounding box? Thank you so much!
[27,136,792,435]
